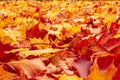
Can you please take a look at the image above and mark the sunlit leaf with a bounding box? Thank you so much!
[59,74,83,80]
[0,65,17,80]
[87,58,117,80]
[3,58,47,79]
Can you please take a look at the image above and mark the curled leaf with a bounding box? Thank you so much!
[3,58,47,79]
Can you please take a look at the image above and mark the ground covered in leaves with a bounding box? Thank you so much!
[0,1,120,80]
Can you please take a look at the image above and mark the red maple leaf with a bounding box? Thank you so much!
[0,42,16,62]
[26,23,48,39]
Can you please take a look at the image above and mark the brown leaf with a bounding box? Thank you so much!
[72,57,92,79]
[50,52,74,75]
[3,58,47,79]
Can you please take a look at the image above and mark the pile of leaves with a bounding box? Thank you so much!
[0,1,120,80]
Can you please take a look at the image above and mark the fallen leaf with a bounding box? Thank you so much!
[72,57,92,78]
[3,58,47,79]
[112,64,120,80]
[6,48,61,57]
[87,58,117,80]
[0,42,16,62]
[26,23,48,39]
[0,65,17,80]
[59,74,83,80]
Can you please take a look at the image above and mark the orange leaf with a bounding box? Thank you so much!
[87,59,117,80]
[59,74,83,80]
[0,65,16,80]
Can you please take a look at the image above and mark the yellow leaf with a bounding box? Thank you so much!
[17,1,28,7]
[105,14,116,29]
[71,25,81,33]
[3,28,22,45]
[6,48,61,57]
[15,17,24,25]
[59,74,83,80]
[118,19,120,25]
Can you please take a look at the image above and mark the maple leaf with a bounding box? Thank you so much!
[0,65,17,80]
[3,58,47,79]
[1,1,120,80]
[72,56,92,79]
[30,75,55,80]
[97,55,113,70]
[58,74,83,80]
[69,36,82,49]
[50,52,74,75]
[97,31,120,52]
[114,54,120,67]
[109,22,120,33]
[114,28,120,38]
[14,39,31,48]
[5,47,61,58]
[0,42,16,62]
[87,59,117,80]
[26,23,48,39]
[112,64,120,80]
[20,48,61,57]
